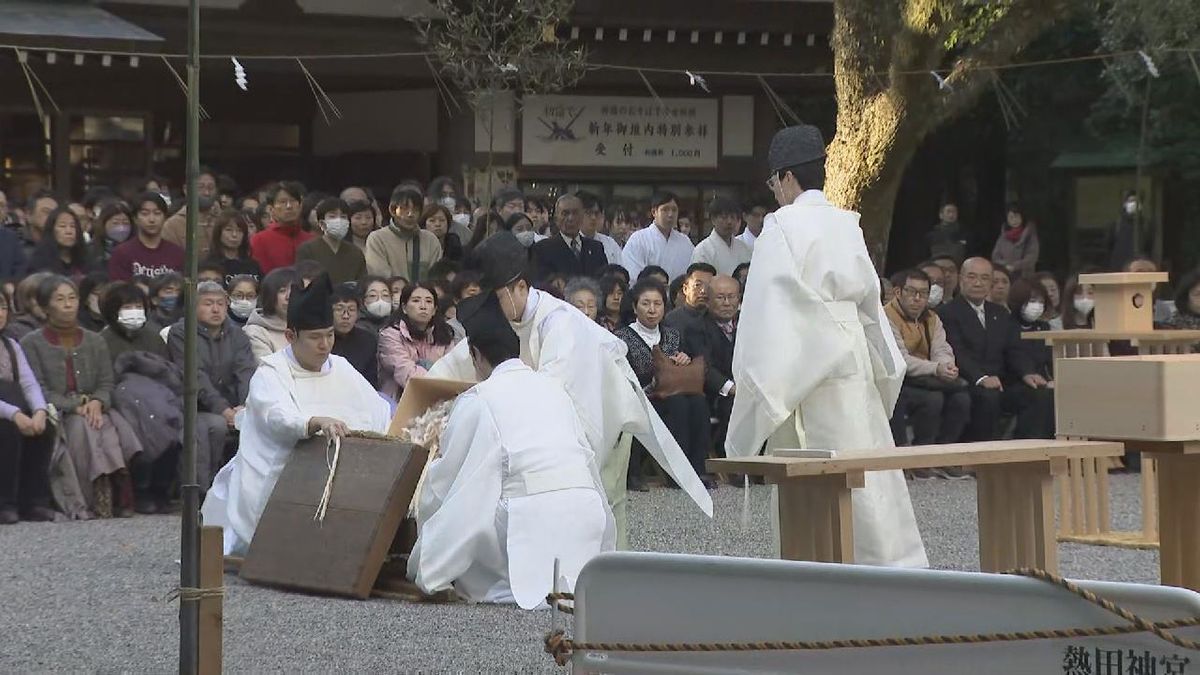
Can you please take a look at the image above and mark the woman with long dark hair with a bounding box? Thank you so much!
[29,207,93,280]
[419,204,464,263]
[91,202,133,265]
[377,282,457,401]
[206,208,263,283]
[1165,268,1200,331]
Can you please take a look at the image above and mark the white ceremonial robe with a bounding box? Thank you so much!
[589,232,624,265]
[201,349,391,556]
[621,223,695,281]
[726,190,928,568]
[427,289,714,547]
[691,229,753,276]
[408,360,614,608]
[736,227,758,252]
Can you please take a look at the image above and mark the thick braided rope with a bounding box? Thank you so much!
[542,569,1200,667]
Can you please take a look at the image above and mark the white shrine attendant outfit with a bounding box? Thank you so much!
[200,275,391,556]
[409,359,613,608]
[589,231,624,265]
[621,223,695,281]
[726,126,927,568]
[427,233,713,549]
[691,228,753,276]
[736,227,758,252]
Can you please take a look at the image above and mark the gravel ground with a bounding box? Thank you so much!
[0,474,1158,672]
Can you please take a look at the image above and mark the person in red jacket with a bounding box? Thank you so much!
[249,181,315,274]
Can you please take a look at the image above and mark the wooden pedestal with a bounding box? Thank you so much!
[776,472,862,563]
[1080,272,1167,332]
[976,461,1059,574]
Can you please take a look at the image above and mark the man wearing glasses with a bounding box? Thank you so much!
[726,124,927,568]
[249,181,316,274]
[883,268,970,454]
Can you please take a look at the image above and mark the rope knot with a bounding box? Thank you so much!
[544,629,573,666]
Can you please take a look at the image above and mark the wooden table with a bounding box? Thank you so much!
[709,439,1124,575]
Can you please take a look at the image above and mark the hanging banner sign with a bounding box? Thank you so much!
[521,95,719,168]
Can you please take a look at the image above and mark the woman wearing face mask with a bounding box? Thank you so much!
[77,272,110,333]
[98,282,166,362]
[296,198,367,285]
[502,211,539,249]
[419,204,463,263]
[205,209,263,285]
[243,267,296,363]
[1061,273,1097,329]
[356,275,394,334]
[1006,280,1054,384]
[226,275,259,327]
[91,203,133,266]
[451,196,475,240]
[377,282,457,401]
[29,207,95,281]
[1034,272,1063,330]
[147,273,185,327]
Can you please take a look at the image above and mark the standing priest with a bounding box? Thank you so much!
[428,232,713,548]
[727,125,928,567]
[409,296,613,608]
[201,273,391,555]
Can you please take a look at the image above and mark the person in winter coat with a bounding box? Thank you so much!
[377,282,457,401]
[98,282,166,363]
[243,267,296,363]
[110,350,188,512]
[991,202,1039,280]
[0,292,56,525]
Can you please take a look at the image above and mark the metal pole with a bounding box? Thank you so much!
[179,0,201,671]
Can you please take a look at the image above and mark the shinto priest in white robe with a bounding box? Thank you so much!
[427,232,713,547]
[727,188,928,568]
[201,346,391,555]
[409,358,614,608]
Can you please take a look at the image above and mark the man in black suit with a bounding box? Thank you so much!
[700,275,740,457]
[531,192,608,282]
[938,257,1054,441]
[663,262,717,345]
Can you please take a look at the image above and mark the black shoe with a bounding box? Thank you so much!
[0,508,18,525]
[135,498,159,515]
[21,506,58,522]
[627,474,649,492]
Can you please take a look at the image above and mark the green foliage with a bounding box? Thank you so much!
[945,0,1016,51]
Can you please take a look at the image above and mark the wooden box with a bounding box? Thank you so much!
[239,435,428,599]
[1056,354,1200,441]
[1079,272,1167,332]
[387,377,474,437]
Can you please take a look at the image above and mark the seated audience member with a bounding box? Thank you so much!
[244,267,297,363]
[148,272,185,327]
[525,195,550,235]
[1034,272,1063,329]
[0,292,55,524]
[250,181,316,274]
[407,299,612,608]
[613,280,715,490]
[1008,280,1055,383]
[347,200,377,252]
[365,185,443,281]
[78,272,111,333]
[939,258,1054,442]
[107,193,183,282]
[330,284,379,389]
[637,265,669,287]
[578,191,624,265]
[226,275,259,327]
[991,203,1039,279]
[668,276,686,310]
[252,202,272,235]
[565,277,602,322]
[28,207,94,281]
[99,282,166,362]
[426,260,461,289]
[732,262,751,295]
[294,259,324,288]
[1061,273,1096,329]
[300,192,328,233]
[206,209,263,284]
[691,197,752,275]
[538,273,568,299]
[598,275,628,332]
[357,275,394,333]
[599,264,630,286]
[989,264,1012,309]
[421,204,464,263]
[91,203,133,266]
[6,272,53,341]
[21,275,143,519]
[500,211,538,250]
[197,262,225,286]
[664,263,717,351]
[917,261,947,309]
[296,198,366,285]
[932,255,960,299]
[531,194,607,280]
[884,269,970,448]
[691,275,740,458]
[1164,268,1200,331]
[1125,256,1158,274]
[132,275,152,297]
[879,276,895,305]
[388,276,411,307]
[464,211,505,255]
[378,282,457,401]
[451,271,483,302]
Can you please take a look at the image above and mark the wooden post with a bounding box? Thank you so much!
[975,462,1058,574]
[199,526,223,675]
[775,472,861,564]
[1153,453,1200,591]
[1141,457,1158,540]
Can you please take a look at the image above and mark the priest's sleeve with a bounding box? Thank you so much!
[246,367,309,447]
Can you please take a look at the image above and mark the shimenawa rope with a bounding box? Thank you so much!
[542,568,1200,667]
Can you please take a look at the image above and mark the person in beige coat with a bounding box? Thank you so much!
[242,267,296,363]
[365,185,443,282]
[161,168,219,259]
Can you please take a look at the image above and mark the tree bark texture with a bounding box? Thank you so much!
[824,0,1075,268]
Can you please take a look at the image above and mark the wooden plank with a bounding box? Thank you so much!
[775,475,855,564]
[1155,454,1183,587]
[1081,458,1098,535]
[1023,329,1200,342]
[1069,458,1085,535]
[709,439,1124,479]
[1057,473,1074,535]
[1096,458,1111,534]
[1033,467,1059,573]
[1142,457,1158,540]
[199,526,223,675]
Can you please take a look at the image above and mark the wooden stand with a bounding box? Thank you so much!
[1079,272,1168,332]
[1126,441,1200,591]
[199,526,223,675]
[710,439,1123,575]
